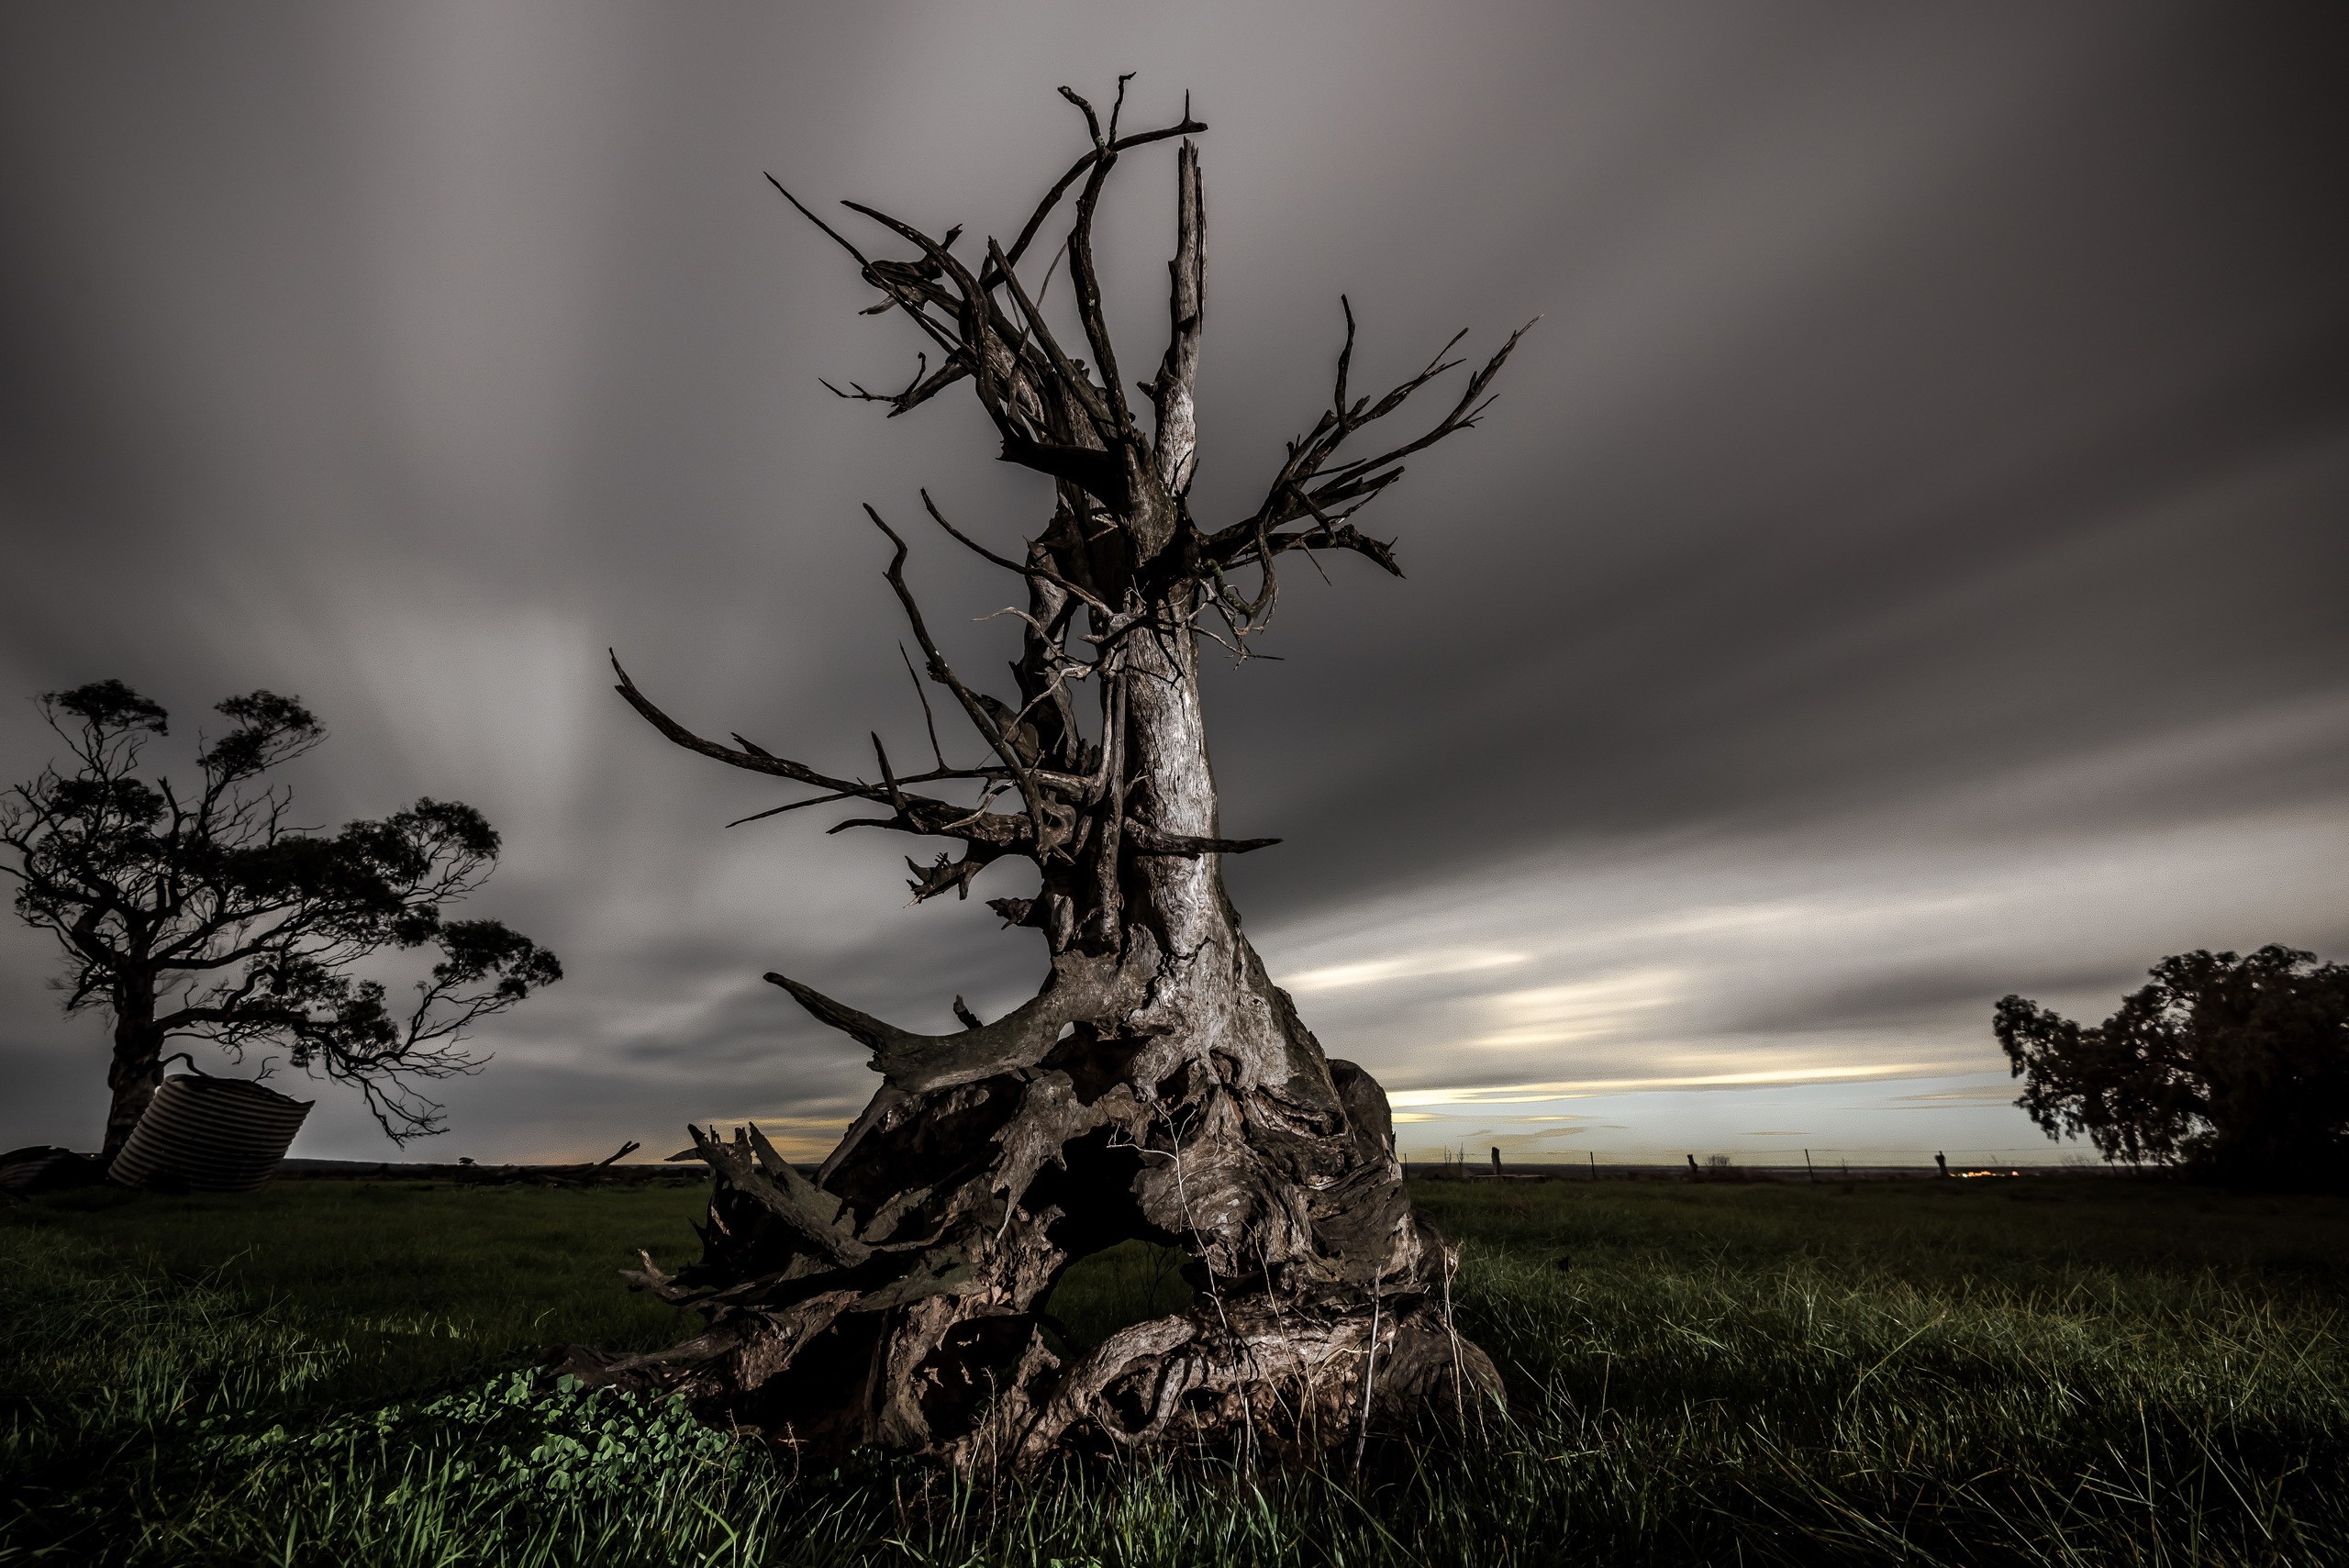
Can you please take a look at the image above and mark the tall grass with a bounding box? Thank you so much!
[4,1176,2343,1565]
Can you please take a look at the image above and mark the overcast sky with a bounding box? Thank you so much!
[4,2,2343,1165]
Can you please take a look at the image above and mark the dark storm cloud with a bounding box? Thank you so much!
[3,1,2343,1159]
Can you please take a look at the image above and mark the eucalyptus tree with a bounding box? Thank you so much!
[595,83,1529,1464]
[1998,944,2349,1187]
[3,679,561,1155]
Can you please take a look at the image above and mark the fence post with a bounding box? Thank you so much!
[1804,1148,1815,1182]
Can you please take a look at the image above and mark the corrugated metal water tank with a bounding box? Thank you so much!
[107,1073,314,1193]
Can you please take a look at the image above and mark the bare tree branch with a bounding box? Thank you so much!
[919,488,1110,613]
[863,510,1063,862]
[898,643,947,772]
[1206,307,1538,575]
[610,650,1032,851]
[984,102,1208,287]
[1149,139,1206,497]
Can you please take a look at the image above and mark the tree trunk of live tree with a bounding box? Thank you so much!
[566,85,1529,1468]
[103,993,163,1162]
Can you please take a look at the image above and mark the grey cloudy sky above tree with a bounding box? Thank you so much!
[3,1,2343,1163]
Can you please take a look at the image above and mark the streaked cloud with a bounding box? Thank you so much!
[1280,950,1525,994]
[0,3,2342,1163]
[1469,969,1683,1049]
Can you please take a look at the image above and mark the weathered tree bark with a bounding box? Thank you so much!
[578,84,1529,1467]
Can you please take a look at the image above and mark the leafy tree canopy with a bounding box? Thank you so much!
[1997,945,2349,1187]
[3,680,561,1152]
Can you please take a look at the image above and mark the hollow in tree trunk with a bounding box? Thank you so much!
[570,84,1530,1467]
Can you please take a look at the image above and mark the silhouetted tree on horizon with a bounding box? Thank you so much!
[2,679,562,1157]
[1997,945,2349,1188]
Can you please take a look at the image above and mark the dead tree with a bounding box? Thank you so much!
[582,83,1529,1467]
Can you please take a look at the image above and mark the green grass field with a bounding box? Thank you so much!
[4,1173,2344,1565]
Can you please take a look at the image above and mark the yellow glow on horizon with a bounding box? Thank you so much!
[1387,1061,1962,1107]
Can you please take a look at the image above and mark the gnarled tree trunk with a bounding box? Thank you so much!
[573,84,1528,1467]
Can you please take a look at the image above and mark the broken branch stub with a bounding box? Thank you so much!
[573,83,1521,1469]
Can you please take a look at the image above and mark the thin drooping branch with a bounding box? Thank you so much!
[898,643,948,772]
